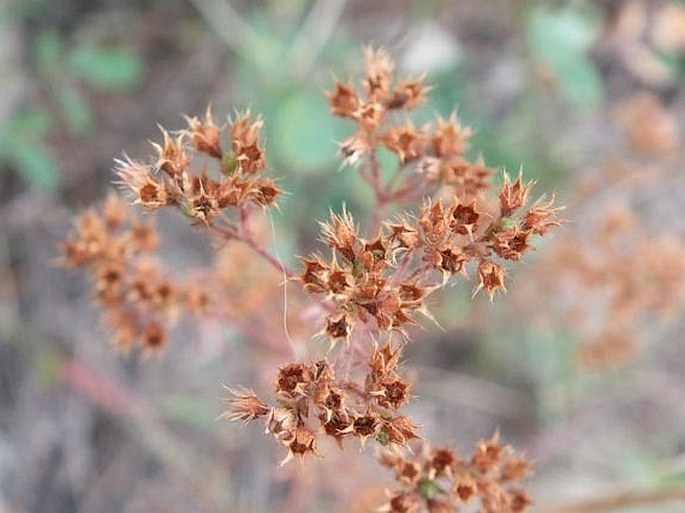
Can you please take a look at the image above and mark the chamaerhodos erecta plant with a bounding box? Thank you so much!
[62,47,562,513]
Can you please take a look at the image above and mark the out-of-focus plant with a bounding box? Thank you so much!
[515,90,685,370]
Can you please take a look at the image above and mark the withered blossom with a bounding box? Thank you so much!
[152,128,190,177]
[476,260,507,300]
[387,75,430,110]
[432,111,473,158]
[60,200,211,353]
[383,122,428,163]
[223,350,417,462]
[327,79,360,118]
[184,105,222,158]
[363,46,394,101]
[220,387,270,422]
[115,156,168,209]
[115,107,280,226]
[378,435,532,513]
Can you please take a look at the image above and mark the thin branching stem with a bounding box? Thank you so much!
[210,216,295,280]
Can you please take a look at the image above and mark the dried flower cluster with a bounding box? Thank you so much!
[515,87,683,368]
[378,434,532,513]
[62,47,561,513]
[116,107,281,225]
[328,47,490,204]
[225,341,419,465]
[299,48,562,345]
[219,48,559,513]
[61,195,210,352]
[299,172,560,344]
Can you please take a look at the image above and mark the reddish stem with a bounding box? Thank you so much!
[209,212,299,358]
[210,215,295,280]
[365,149,392,234]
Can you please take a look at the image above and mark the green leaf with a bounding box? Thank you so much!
[57,85,93,136]
[69,45,143,92]
[8,141,59,191]
[10,109,53,137]
[34,29,63,72]
[0,108,58,191]
[272,88,345,174]
[417,478,443,500]
[526,6,603,108]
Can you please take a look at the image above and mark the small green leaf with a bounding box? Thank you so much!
[34,29,63,72]
[0,109,58,191]
[11,109,53,137]
[417,478,443,500]
[526,6,603,108]
[501,217,517,230]
[69,45,143,92]
[375,428,390,445]
[57,85,93,136]
[272,88,345,173]
[8,142,59,191]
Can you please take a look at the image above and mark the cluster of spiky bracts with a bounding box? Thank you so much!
[225,341,419,465]
[61,195,210,352]
[300,173,561,344]
[378,435,532,513]
[305,47,561,344]
[328,47,489,201]
[116,107,281,225]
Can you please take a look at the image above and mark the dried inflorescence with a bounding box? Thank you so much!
[328,47,489,202]
[224,341,419,465]
[300,172,561,343]
[218,48,560,512]
[60,195,210,353]
[116,107,281,225]
[61,46,562,512]
[378,435,532,513]
[304,48,563,344]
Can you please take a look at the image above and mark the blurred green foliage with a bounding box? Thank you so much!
[526,5,603,109]
[0,109,58,192]
[0,6,143,192]
[69,46,143,92]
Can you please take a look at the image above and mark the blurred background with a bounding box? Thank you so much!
[1,0,685,512]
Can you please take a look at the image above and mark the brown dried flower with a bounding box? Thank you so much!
[378,436,532,513]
